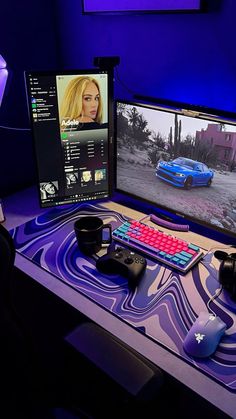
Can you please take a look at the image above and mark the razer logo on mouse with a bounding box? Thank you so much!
[194,333,205,344]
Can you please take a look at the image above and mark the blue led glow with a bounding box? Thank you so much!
[0,54,8,106]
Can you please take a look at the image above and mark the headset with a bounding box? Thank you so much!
[214,251,236,301]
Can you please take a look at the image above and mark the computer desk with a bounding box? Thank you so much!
[3,186,236,418]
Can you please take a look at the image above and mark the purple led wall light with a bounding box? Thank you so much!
[0,55,8,107]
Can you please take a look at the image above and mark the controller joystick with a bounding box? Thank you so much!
[96,247,147,286]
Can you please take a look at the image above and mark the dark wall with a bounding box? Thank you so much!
[56,0,236,111]
[1,0,236,197]
[0,0,61,197]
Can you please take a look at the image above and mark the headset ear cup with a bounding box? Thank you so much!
[219,257,236,300]
[232,260,236,300]
[219,259,233,290]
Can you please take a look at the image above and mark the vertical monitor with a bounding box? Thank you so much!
[115,100,236,239]
[25,70,111,207]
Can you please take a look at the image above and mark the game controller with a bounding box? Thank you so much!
[96,247,147,286]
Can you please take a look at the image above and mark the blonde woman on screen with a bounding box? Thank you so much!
[60,76,103,128]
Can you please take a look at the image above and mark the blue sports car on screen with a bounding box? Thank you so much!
[156,157,214,189]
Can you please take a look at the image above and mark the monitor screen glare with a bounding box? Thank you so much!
[25,70,110,207]
[116,101,236,238]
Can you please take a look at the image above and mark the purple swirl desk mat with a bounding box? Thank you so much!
[10,203,236,392]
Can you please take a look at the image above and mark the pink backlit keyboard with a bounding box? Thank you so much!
[112,219,204,273]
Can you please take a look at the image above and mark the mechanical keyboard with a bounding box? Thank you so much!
[112,219,204,273]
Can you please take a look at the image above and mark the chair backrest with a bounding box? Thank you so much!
[0,224,15,306]
[0,224,41,404]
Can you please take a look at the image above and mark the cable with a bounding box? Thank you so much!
[201,243,236,261]
[138,213,189,232]
[0,125,31,131]
[200,243,234,282]
[206,285,223,316]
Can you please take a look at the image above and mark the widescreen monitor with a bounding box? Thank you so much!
[115,100,236,239]
[25,69,111,207]
[83,0,201,13]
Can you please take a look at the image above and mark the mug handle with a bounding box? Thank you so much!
[101,223,112,245]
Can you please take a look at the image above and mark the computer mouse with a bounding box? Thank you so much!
[183,312,227,358]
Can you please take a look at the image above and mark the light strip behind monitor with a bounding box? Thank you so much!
[83,0,201,13]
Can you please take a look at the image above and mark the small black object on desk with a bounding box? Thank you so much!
[96,247,147,287]
[74,216,112,255]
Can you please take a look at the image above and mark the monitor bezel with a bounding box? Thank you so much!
[114,98,236,240]
[82,0,203,14]
[25,68,113,208]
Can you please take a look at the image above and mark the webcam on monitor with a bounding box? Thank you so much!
[94,56,120,70]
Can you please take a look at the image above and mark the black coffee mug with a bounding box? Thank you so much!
[74,216,112,255]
